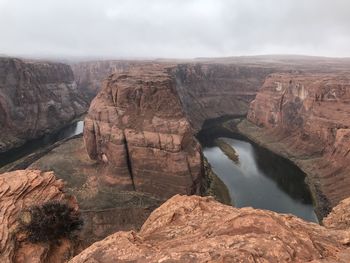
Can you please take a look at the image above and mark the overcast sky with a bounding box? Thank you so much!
[0,0,349,59]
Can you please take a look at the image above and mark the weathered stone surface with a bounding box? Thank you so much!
[83,66,204,199]
[242,73,350,217]
[70,195,350,263]
[0,170,78,263]
[0,57,88,152]
[324,197,350,230]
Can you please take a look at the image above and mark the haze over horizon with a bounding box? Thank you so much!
[1,0,350,59]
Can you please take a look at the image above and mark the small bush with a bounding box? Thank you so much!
[18,200,83,243]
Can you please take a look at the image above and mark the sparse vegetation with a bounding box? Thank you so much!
[18,200,83,243]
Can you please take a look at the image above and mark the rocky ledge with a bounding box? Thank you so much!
[0,57,88,152]
[83,65,204,199]
[70,194,350,263]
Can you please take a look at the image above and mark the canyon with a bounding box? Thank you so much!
[2,55,350,262]
[0,57,88,153]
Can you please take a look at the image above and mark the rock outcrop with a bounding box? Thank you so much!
[241,72,350,217]
[0,57,88,152]
[83,66,203,199]
[0,170,79,263]
[70,195,350,263]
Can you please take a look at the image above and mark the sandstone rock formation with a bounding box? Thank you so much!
[0,169,78,263]
[241,72,350,217]
[0,57,88,152]
[70,195,350,263]
[83,66,204,199]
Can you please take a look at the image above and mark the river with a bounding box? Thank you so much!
[197,125,318,222]
[0,121,84,168]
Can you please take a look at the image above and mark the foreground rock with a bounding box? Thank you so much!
[0,57,88,152]
[241,72,350,217]
[0,170,78,263]
[70,195,350,263]
[83,66,204,199]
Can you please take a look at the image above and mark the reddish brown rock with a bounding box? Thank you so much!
[0,57,88,152]
[323,197,350,230]
[83,66,203,199]
[0,169,79,263]
[69,195,350,263]
[241,73,350,217]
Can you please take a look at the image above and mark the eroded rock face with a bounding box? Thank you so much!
[70,195,350,263]
[0,170,78,263]
[0,57,88,152]
[83,66,203,199]
[244,73,350,216]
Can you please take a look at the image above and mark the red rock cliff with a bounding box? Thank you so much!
[83,66,203,199]
[0,57,88,152]
[243,72,350,217]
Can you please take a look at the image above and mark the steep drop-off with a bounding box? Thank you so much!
[240,72,350,217]
[0,57,88,152]
[83,65,203,199]
[70,194,350,263]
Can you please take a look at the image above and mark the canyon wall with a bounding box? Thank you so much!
[173,63,275,130]
[241,72,350,217]
[83,65,204,199]
[71,60,160,100]
[0,57,88,152]
[70,194,350,263]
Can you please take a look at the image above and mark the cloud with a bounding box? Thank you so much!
[0,0,349,58]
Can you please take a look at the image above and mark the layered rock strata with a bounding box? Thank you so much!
[0,57,88,152]
[0,170,78,263]
[241,73,350,217]
[70,194,350,263]
[83,66,203,199]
